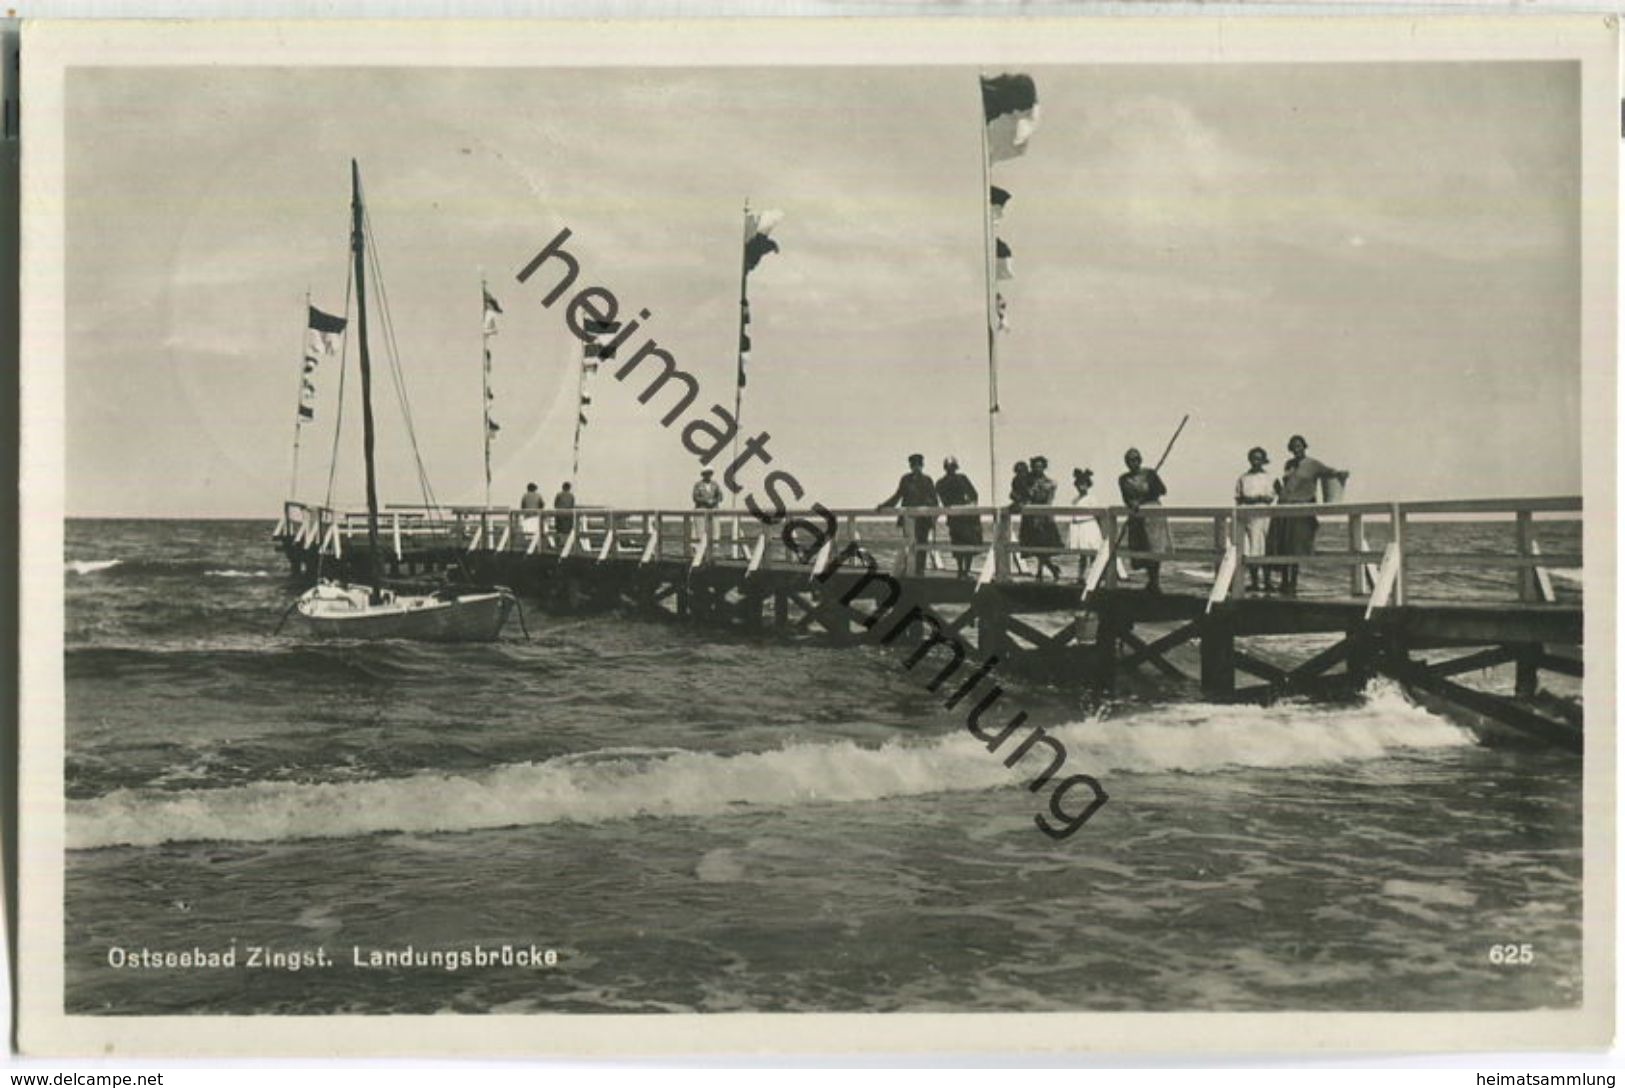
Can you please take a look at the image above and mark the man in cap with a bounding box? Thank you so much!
[692,469,723,510]
[878,453,941,576]
[690,468,724,550]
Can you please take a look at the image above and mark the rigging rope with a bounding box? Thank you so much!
[363,209,440,516]
[360,203,479,584]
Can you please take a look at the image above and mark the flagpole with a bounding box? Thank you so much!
[730,199,750,514]
[481,274,492,511]
[288,289,310,501]
[571,335,587,489]
[977,79,1002,505]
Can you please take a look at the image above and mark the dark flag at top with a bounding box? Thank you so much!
[298,304,348,423]
[981,73,1040,163]
[307,305,348,335]
[743,209,784,273]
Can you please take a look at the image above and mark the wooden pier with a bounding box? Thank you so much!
[272,495,1586,750]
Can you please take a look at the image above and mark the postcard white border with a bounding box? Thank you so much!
[16,13,1619,1058]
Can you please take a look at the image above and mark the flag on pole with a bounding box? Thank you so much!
[298,306,346,424]
[306,305,346,360]
[578,319,618,442]
[738,210,783,388]
[483,288,503,336]
[995,293,1010,332]
[743,209,783,272]
[583,318,619,376]
[995,239,1014,280]
[990,186,1011,225]
[481,286,503,494]
[981,73,1040,164]
[738,299,754,388]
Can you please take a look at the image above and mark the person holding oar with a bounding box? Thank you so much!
[1118,446,1171,594]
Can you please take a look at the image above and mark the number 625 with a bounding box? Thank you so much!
[1489,943,1534,965]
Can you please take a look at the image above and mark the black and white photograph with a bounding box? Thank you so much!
[16,16,1617,1056]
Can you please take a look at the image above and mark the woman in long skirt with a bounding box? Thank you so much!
[1025,456,1063,582]
[936,456,983,579]
[1118,447,1170,593]
[1266,434,1348,595]
[1010,460,1033,571]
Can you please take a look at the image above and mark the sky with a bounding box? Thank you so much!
[64,61,1582,518]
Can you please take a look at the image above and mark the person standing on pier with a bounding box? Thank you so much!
[1009,460,1033,571]
[936,456,982,579]
[692,469,723,510]
[1024,456,1064,582]
[1235,447,1276,594]
[1266,434,1348,596]
[1068,468,1105,581]
[1119,447,1169,594]
[553,481,576,536]
[690,468,723,547]
[878,453,940,576]
[520,482,546,538]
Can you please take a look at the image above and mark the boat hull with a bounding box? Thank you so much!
[293,585,517,642]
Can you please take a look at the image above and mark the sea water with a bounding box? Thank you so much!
[59,518,1583,1013]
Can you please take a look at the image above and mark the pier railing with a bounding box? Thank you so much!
[274,495,1582,609]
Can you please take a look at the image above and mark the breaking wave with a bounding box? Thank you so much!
[67,558,123,575]
[70,682,1472,850]
[66,557,274,579]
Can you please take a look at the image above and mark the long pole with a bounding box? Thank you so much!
[977,86,1001,500]
[1152,413,1190,474]
[351,159,383,602]
[1108,413,1190,550]
[481,274,492,511]
[729,199,750,512]
[571,337,586,488]
[287,289,310,500]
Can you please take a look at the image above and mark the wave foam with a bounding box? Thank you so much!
[69,681,1473,849]
[67,558,122,575]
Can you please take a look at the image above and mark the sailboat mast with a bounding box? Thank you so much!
[351,159,384,600]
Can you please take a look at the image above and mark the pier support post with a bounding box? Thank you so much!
[977,592,1012,659]
[1093,603,1124,693]
[739,590,765,630]
[1200,610,1236,700]
[1347,627,1377,689]
[1515,643,1541,698]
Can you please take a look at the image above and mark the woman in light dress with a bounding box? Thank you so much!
[1234,446,1276,593]
[1067,467,1105,580]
